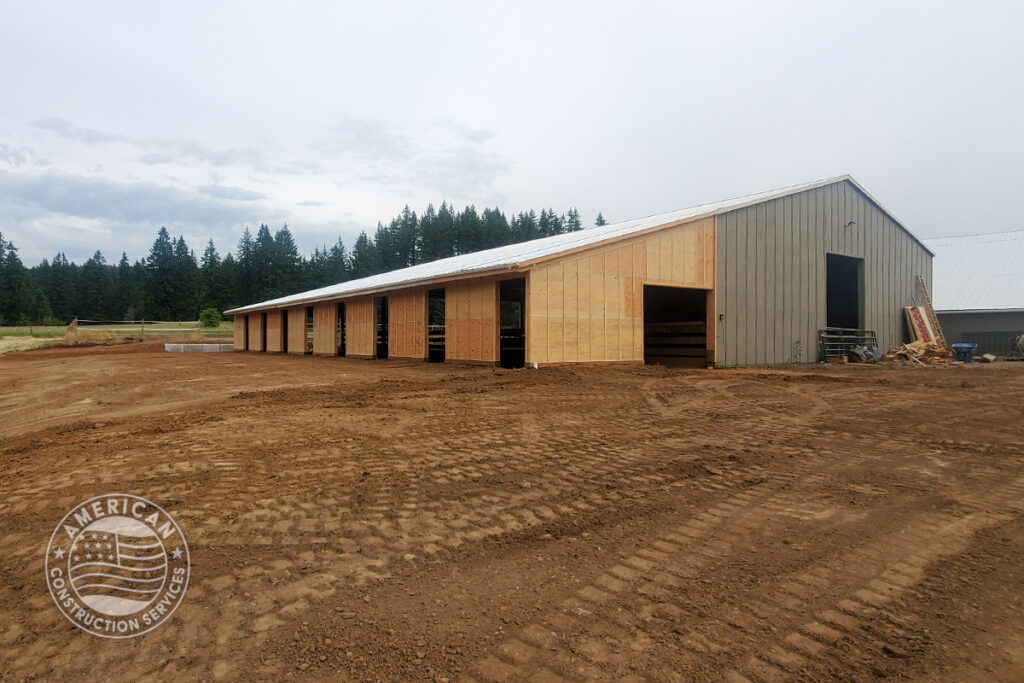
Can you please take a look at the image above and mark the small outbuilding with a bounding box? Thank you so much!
[226,175,933,367]
[926,230,1024,357]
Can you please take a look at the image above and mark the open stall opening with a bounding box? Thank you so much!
[375,296,389,359]
[499,278,526,368]
[427,289,445,363]
[305,306,314,354]
[260,312,267,351]
[242,314,249,350]
[826,253,864,329]
[643,285,708,367]
[281,309,289,353]
[336,302,346,356]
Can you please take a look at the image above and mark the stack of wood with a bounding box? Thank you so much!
[883,340,956,365]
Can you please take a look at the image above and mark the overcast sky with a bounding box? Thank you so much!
[1,1,1021,265]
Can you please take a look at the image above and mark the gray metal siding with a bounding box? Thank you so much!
[938,311,1024,356]
[715,180,933,365]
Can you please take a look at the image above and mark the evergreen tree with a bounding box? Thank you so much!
[481,207,511,249]
[171,236,200,319]
[326,237,349,283]
[113,252,136,318]
[145,227,176,320]
[454,205,483,254]
[272,225,302,296]
[251,223,276,302]
[566,208,582,232]
[200,240,220,310]
[349,231,379,279]
[235,227,254,305]
[79,251,114,319]
[393,205,419,268]
[595,212,607,227]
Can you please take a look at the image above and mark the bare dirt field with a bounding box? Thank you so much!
[1,343,1023,681]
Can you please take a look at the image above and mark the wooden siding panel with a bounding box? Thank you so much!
[389,289,426,359]
[312,302,338,355]
[527,216,715,364]
[265,310,284,352]
[345,297,375,357]
[233,316,246,350]
[247,314,264,352]
[287,306,306,354]
[446,277,497,363]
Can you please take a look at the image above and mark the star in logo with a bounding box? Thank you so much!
[171,547,184,560]
[53,547,65,559]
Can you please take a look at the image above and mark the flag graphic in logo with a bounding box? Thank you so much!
[68,516,168,617]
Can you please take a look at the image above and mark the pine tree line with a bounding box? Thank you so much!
[0,203,601,324]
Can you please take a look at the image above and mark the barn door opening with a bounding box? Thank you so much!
[643,285,708,367]
[243,314,249,350]
[336,302,346,356]
[499,278,526,368]
[305,306,314,354]
[375,296,389,359]
[427,289,445,363]
[826,254,864,329]
[260,312,267,351]
[281,309,289,353]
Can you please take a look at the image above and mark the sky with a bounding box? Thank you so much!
[0,1,1021,265]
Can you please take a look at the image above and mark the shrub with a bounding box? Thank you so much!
[199,308,222,328]
[43,316,65,326]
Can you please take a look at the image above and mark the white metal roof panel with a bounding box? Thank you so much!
[226,174,925,314]
[925,230,1024,311]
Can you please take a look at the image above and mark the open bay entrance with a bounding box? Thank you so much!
[428,289,445,363]
[499,278,526,368]
[643,285,709,367]
[375,296,389,359]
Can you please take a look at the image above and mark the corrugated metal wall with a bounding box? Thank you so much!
[716,179,933,365]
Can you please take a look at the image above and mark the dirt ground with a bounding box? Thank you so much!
[1,343,1023,682]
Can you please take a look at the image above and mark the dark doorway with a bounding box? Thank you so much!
[826,254,864,329]
[499,278,526,368]
[643,285,708,367]
[305,306,314,354]
[375,296,389,359]
[260,312,267,351]
[243,314,249,350]
[336,302,346,356]
[281,309,289,353]
[427,289,445,363]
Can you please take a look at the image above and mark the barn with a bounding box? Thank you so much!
[926,230,1024,357]
[225,175,933,367]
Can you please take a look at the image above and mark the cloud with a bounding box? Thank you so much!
[196,184,266,201]
[35,116,130,144]
[0,143,50,168]
[0,169,282,226]
[297,199,325,207]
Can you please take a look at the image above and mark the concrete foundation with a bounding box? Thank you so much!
[164,343,235,353]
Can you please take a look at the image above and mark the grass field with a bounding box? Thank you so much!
[0,320,234,354]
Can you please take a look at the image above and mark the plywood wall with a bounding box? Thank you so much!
[389,289,426,359]
[247,313,264,352]
[446,277,497,362]
[527,217,715,364]
[716,180,933,365]
[265,311,284,352]
[233,316,246,350]
[311,302,338,356]
[287,306,307,354]
[346,296,375,357]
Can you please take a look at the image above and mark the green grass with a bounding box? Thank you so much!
[0,326,68,338]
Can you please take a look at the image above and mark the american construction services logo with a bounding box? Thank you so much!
[45,493,190,638]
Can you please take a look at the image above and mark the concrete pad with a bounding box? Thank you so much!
[164,343,235,353]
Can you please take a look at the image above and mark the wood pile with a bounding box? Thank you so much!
[883,340,956,365]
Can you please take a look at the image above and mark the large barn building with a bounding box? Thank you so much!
[226,175,933,367]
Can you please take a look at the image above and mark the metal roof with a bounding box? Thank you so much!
[925,229,1024,311]
[226,174,925,314]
